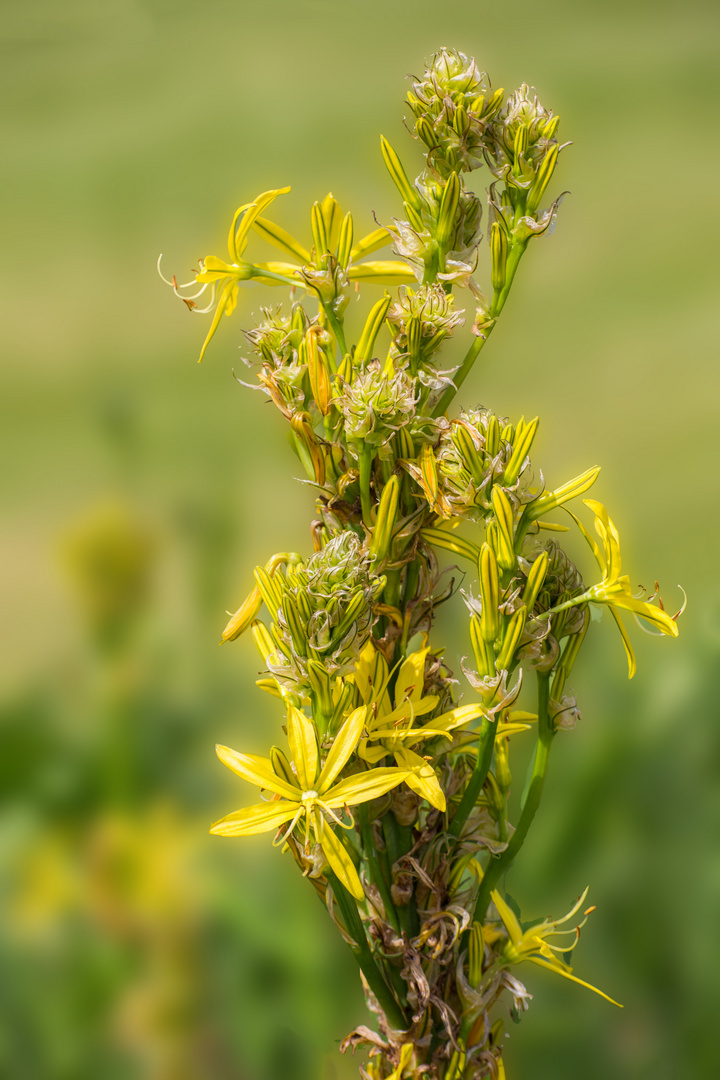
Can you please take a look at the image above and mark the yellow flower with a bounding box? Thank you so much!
[543,499,681,677]
[491,887,622,1007]
[354,642,482,812]
[210,703,412,900]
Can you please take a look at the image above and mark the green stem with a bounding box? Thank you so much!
[321,301,348,359]
[357,446,373,527]
[449,718,495,839]
[325,870,408,1030]
[359,805,401,934]
[432,238,529,419]
[473,671,554,924]
[382,811,419,938]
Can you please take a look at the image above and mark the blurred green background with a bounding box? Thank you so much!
[2,0,719,1077]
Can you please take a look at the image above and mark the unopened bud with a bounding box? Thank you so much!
[380,136,422,212]
[337,211,354,269]
[494,736,512,790]
[291,412,325,486]
[305,327,332,415]
[221,584,262,642]
[526,143,559,216]
[437,171,461,248]
[504,416,538,486]
[254,566,282,617]
[470,614,495,678]
[369,474,400,563]
[318,192,342,250]
[355,294,391,363]
[251,619,280,665]
[310,201,328,257]
[454,423,484,486]
[468,922,484,986]
[282,593,308,654]
[415,115,437,147]
[513,123,529,168]
[525,466,601,522]
[496,605,527,670]
[307,658,333,715]
[485,415,500,457]
[478,543,500,643]
[491,486,516,571]
[522,550,549,611]
[270,745,295,785]
[490,221,508,292]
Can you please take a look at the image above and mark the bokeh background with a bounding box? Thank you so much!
[2,1,719,1077]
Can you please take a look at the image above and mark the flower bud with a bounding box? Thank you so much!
[282,593,309,654]
[251,619,281,666]
[525,466,600,522]
[491,486,517,571]
[336,211,354,269]
[380,136,422,212]
[254,565,282,618]
[486,415,500,457]
[355,294,391,364]
[478,543,500,643]
[503,416,538,486]
[437,172,461,248]
[307,658,334,716]
[496,605,527,670]
[369,474,400,563]
[490,221,508,292]
[221,584,262,642]
[305,327,332,416]
[310,201,328,257]
[470,614,495,678]
[522,549,549,612]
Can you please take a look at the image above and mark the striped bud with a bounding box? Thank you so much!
[355,294,391,363]
[503,416,539,486]
[305,327,332,415]
[453,424,484,486]
[310,201,328,256]
[380,136,422,212]
[254,566,283,617]
[255,678,282,699]
[291,412,325,486]
[496,605,527,671]
[525,466,601,522]
[270,745,295,785]
[470,614,495,678]
[485,414,500,457]
[526,143,559,216]
[415,115,437,147]
[337,211,354,268]
[282,593,308,654]
[251,619,280,665]
[396,427,415,461]
[490,221,508,293]
[369,475,400,563]
[330,682,357,733]
[221,584,262,642]
[452,104,470,137]
[307,659,334,716]
[332,589,368,645]
[318,192,342,250]
[522,551,549,612]
[513,123,529,167]
[491,486,516,571]
[494,737,512,790]
[419,443,439,508]
[478,543,500,643]
[421,527,481,565]
[437,171,460,248]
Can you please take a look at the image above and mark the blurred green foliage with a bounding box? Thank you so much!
[1,1,719,1077]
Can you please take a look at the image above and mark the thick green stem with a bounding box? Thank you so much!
[473,671,554,923]
[321,301,348,359]
[359,805,400,934]
[357,446,373,526]
[449,717,495,839]
[382,810,419,938]
[326,870,408,1030]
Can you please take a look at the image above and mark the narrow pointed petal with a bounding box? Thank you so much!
[210,800,299,836]
[608,607,637,679]
[348,261,416,284]
[252,215,310,263]
[491,889,523,944]
[395,649,429,705]
[317,707,367,793]
[215,745,300,800]
[323,767,411,810]
[528,956,623,1007]
[349,227,391,261]
[286,704,319,788]
[228,186,291,261]
[315,812,364,901]
[197,280,238,363]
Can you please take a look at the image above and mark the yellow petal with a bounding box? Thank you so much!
[608,606,637,679]
[316,707,367,793]
[215,745,299,800]
[528,955,623,1007]
[348,261,416,284]
[198,280,238,363]
[210,800,299,836]
[396,746,446,812]
[490,889,523,945]
[286,704,319,789]
[315,811,364,901]
[395,648,429,705]
[323,767,410,810]
[349,227,391,261]
[221,584,262,642]
[252,215,310,263]
[228,186,291,261]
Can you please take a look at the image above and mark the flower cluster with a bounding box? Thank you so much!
[163,46,681,1080]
